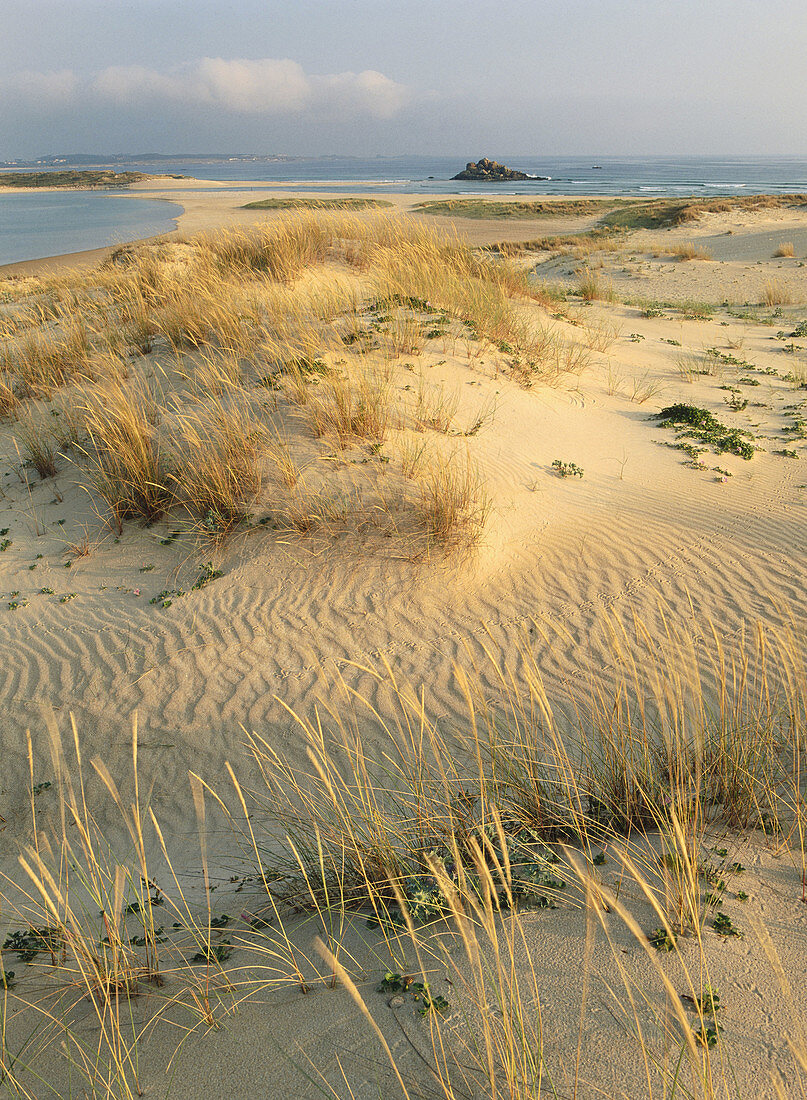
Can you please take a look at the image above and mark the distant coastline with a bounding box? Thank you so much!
[0,153,301,170]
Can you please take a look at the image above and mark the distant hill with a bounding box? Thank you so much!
[1,153,298,168]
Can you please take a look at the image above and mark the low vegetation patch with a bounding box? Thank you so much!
[485,227,624,254]
[415,198,621,219]
[552,458,584,478]
[654,403,755,459]
[241,196,392,211]
[603,193,807,230]
[0,170,149,188]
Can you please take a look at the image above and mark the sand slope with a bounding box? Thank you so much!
[1,200,806,1098]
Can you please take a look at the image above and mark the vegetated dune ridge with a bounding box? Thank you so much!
[0,202,805,1099]
[0,170,156,190]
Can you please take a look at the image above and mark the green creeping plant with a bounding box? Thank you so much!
[552,459,584,478]
[693,1021,724,1048]
[712,912,742,937]
[648,927,676,952]
[192,941,233,964]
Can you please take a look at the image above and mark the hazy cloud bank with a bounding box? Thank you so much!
[2,57,411,119]
[2,68,80,106]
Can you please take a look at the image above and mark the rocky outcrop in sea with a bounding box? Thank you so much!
[451,158,530,181]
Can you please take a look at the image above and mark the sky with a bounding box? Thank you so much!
[1,0,807,160]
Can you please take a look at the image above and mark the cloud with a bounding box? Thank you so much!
[30,57,414,118]
[194,58,312,113]
[93,65,187,104]
[313,70,411,119]
[0,68,79,110]
[92,58,312,113]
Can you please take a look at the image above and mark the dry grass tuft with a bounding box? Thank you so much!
[414,449,490,550]
[671,242,713,261]
[630,372,666,404]
[413,379,459,433]
[0,369,19,417]
[785,359,807,388]
[11,319,93,399]
[306,368,392,446]
[204,215,335,282]
[583,317,622,352]
[184,347,244,397]
[761,278,794,306]
[774,241,795,257]
[82,378,174,524]
[576,265,616,302]
[13,404,60,478]
[172,397,266,534]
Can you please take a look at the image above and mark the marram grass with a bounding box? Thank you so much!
[1,609,806,1097]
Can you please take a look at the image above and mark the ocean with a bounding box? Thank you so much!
[77,154,807,196]
[3,155,807,266]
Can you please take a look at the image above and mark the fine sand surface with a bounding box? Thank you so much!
[533,204,807,306]
[1,197,806,1098]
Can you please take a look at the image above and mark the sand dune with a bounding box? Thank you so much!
[1,201,806,1098]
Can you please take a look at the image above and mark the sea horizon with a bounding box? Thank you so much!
[5,153,807,196]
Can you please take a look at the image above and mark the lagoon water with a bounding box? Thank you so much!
[0,192,182,266]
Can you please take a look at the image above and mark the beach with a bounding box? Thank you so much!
[1,189,806,1098]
